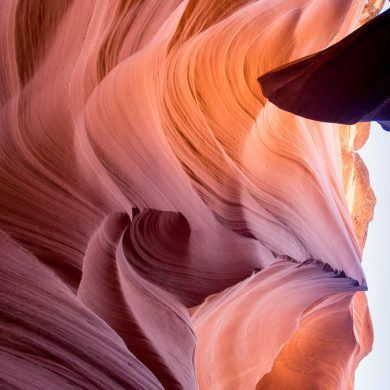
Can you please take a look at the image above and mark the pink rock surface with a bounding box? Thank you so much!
[191,259,369,389]
[0,0,378,388]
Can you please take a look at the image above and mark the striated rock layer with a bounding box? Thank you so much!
[0,1,378,389]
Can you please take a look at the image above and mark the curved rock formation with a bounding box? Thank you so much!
[192,258,368,389]
[0,229,163,389]
[259,8,390,130]
[0,0,379,389]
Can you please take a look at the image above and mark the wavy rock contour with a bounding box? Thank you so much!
[0,0,378,389]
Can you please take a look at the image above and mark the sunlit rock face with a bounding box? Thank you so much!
[0,0,379,389]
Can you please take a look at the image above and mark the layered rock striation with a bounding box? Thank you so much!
[0,1,379,389]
